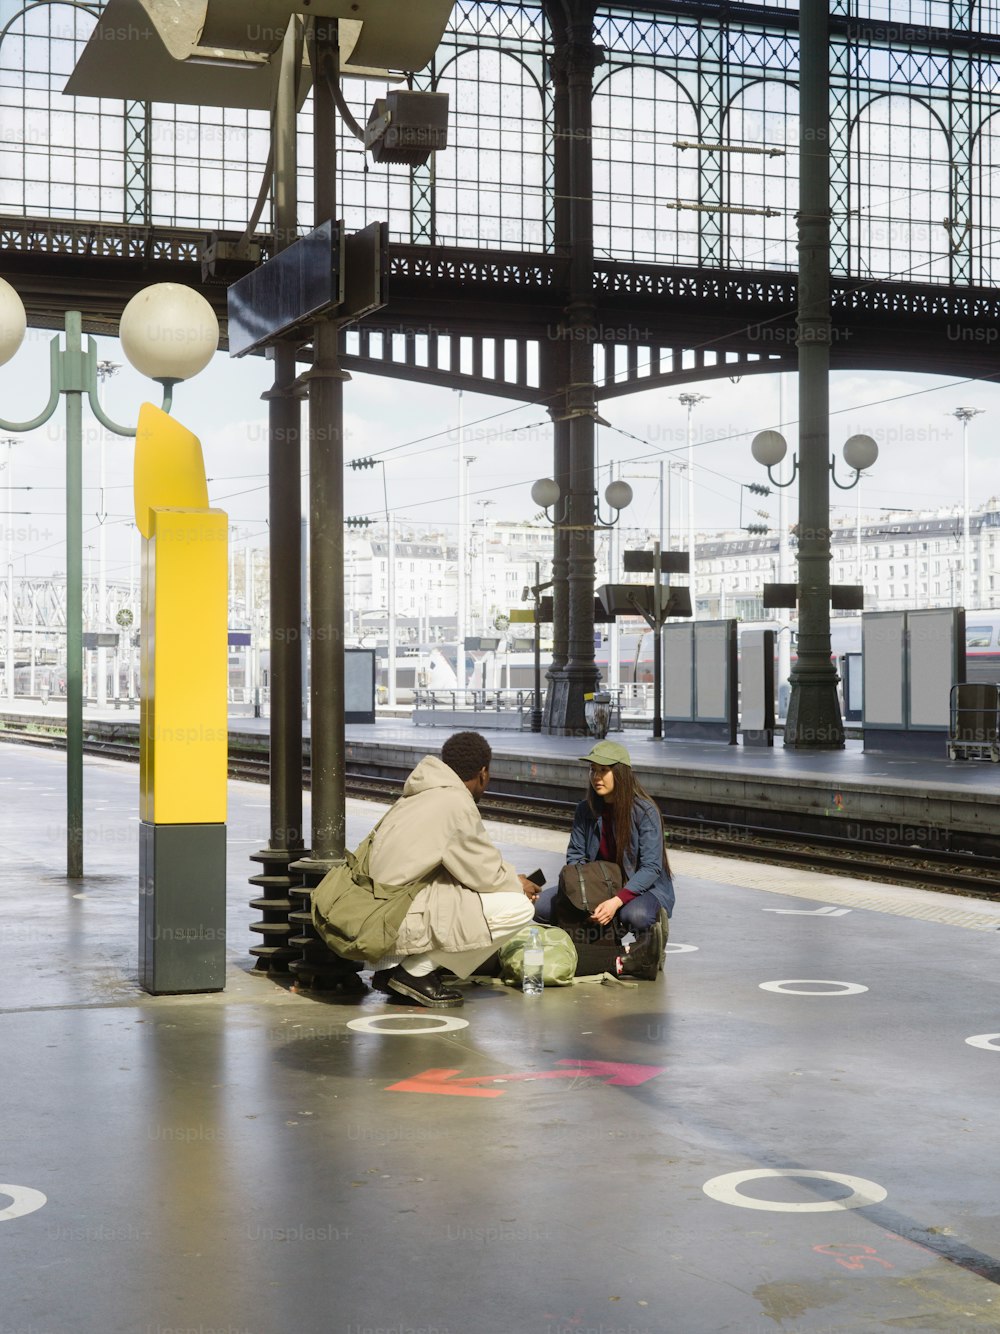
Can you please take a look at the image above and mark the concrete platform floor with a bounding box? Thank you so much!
[2,743,1000,1334]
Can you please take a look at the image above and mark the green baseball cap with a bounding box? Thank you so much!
[580,740,632,767]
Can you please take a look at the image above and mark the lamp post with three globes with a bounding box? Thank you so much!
[750,427,878,749]
[0,277,219,876]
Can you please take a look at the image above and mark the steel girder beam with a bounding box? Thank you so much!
[7,222,1000,386]
[0,220,256,339]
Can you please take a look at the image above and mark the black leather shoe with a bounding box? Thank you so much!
[619,923,662,981]
[372,966,456,995]
[386,966,464,1008]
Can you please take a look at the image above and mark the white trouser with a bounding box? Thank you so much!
[376,892,536,980]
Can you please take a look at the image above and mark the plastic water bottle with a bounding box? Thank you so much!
[523,927,544,996]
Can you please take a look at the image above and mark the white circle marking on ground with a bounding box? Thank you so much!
[965,1033,1000,1051]
[665,943,699,954]
[702,1169,887,1212]
[347,1015,470,1035]
[0,1185,47,1222]
[759,980,869,996]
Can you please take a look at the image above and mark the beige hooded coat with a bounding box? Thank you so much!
[370,754,522,955]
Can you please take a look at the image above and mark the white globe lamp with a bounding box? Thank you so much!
[751,429,788,468]
[119,282,219,383]
[531,478,561,509]
[605,479,633,511]
[843,434,879,472]
[0,278,27,368]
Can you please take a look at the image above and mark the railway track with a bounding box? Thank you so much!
[3,719,1000,900]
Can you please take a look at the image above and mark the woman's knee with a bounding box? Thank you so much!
[619,897,659,933]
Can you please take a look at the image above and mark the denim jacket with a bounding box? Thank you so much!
[566,796,674,916]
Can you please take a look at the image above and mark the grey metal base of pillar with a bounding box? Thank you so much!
[139,822,226,995]
[287,856,366,994]
[248,845,307,976]
[783,682,845,750]
[543,668,600,737]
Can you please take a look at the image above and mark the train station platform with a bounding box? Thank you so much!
[3,740,1000,1333]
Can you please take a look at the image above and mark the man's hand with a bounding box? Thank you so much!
[590,895,622,926]
[519,874,540,902]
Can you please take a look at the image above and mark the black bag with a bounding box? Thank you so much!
[553,861,623,976]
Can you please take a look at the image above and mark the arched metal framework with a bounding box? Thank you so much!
[3,2,1000,386]
[4,0,1000,731]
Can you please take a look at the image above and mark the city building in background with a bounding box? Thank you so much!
[7,501,1000,707]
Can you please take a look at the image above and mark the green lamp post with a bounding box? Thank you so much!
[0,278,219,877]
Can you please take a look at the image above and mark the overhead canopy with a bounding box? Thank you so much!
[65,0,455,109]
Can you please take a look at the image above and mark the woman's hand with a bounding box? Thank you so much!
[590,895,622,926]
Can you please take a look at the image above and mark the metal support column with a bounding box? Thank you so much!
[541,8,572,729]
[785,0,843,749]
[544,2,603,735]
[249,19,308,975]
[542,377,570,728]
[65,316,84,876]
[289,18,363,991]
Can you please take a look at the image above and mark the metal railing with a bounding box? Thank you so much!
[413,686,540,717]
[616,682,655,713]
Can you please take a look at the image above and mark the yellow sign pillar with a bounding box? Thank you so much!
[134,404,229,994]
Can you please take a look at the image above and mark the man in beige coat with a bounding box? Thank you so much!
[368,732,538,1007]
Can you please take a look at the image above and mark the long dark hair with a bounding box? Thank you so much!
[587,763,671,876]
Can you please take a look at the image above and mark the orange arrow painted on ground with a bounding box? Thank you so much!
[385,1059,666,1097]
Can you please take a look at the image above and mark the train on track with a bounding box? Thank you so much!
[460,609,1000,698]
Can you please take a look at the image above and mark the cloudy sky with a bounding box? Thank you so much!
[1,323,995,587]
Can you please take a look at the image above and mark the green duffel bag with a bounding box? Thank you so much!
[498,926,578,988]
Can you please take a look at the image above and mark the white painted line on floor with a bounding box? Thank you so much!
[759,980,869,996]
[965,1033,1000,1051]
[665,943,699,954]
[702,1169,887,1213]
[347,1014,469,1035]
[762,905,851,916]
[0,1185,47,1222]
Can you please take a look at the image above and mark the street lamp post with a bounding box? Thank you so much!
[476,499,495,629]
[678,393,707,620]
[952,407,983,607]
[456,450,476,684]
[531,472,633,719]
[752,428,878,745]
[0,277,218,877]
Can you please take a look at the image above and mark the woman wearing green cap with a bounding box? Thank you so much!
[534,739,673,979]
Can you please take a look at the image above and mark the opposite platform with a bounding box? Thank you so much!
[335,719,1000,857]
